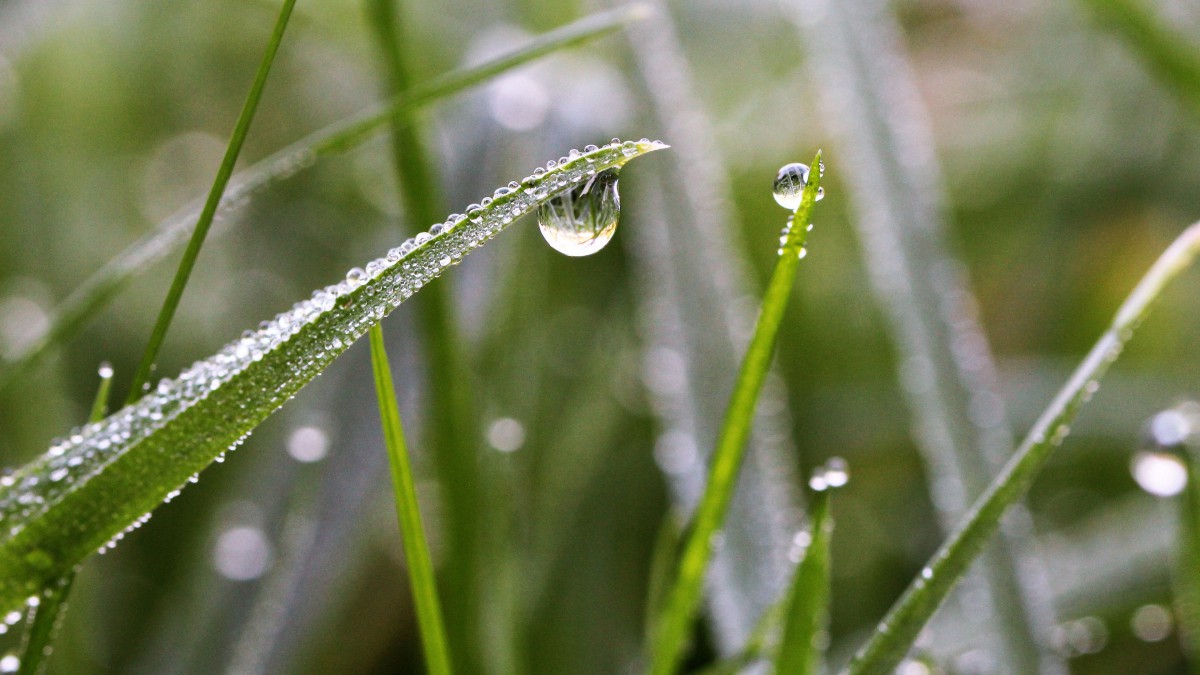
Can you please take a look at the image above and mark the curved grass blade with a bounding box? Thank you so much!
[125,0,298,403]
[775,487,832,675]
[649,151,822,675]
[0,140,667,613]
[368,324,452,675]
[848,222,1200,674]
[14,364,113,675]
[0,5,646,395]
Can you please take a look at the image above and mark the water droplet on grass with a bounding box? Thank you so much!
[809,456,850,491]
[537,168,620,256]
[773,162,824,210]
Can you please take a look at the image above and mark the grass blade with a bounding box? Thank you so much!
[649,151,822,675]
[848,222,1200,674]
[0,5,645,395]
[1078,0,1200,115]
[368,324,452,675]
[0,140,667,613]
[125,0,298,404]
[624,4,804,650]
[363,0,484,665]
[15,363,113,675]
[775,485,833,675]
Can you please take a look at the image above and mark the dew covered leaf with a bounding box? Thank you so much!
[0,140,667,611]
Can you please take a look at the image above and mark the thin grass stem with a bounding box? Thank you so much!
[848,222,1200,674]
[125,0,298,404]
[649,150,823,675]
[368,324,452,675]
[775,487,832,675]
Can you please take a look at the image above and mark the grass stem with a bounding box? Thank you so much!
[848,222,1200,674]
[648,150,822,675]
[368,324,453,675]
[125,0,298,403]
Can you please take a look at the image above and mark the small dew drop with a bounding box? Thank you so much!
[486,417,526,453]
[537,168,620,257]
[1131,604,1173,642]
[809,456,850,491]
[98,362,114,379]
[287,426,329,463]
[1131,450,1187,497]
[0,654,17,674]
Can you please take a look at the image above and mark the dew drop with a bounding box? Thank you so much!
[0,654,17,674]
[537,168,620,257]
[774,163,809,210]
[773,162,825,209]
[1131,450,1187,497]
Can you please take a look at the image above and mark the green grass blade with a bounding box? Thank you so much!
[848,222,1200,674]
[363,0,484,666]
[15,364,113,675]
[0,5,644,395]
[125,0,298,404]
[648,150,822,675]
[775,486,832,675]
[0,140,667,613]
[1079,0,1200,114]
[624,5,805,650]
[368,324,452,675]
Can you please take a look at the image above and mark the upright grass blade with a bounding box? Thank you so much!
[1078,0,1200,115]
[15,363,113,675]
[649,151,822,675]
[363,0,483,666]
[0,140,667,613]
[0,5,646,395]
[125,0,298,404]
[623,3,804,651]
[775,486,833,675]
[368,324,452,675]
[791,0,1059,669]
[848,222,1200,674]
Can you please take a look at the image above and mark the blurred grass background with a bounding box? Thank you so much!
[1,0,1200,672]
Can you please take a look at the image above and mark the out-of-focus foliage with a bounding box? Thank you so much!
[0,0,1198,673]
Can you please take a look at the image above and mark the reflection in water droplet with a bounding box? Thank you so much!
[0,654,17,674]
[537,168,620,256]
[773,163,809,210]
[1131,451,1187,497]
[773,162,825,210]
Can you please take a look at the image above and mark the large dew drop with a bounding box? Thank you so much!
[773,162,824,210]
[537,168,620,256]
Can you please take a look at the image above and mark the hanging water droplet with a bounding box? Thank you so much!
[537,168,620,257]
[773,162,825,209]
[774,162,809,209]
